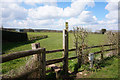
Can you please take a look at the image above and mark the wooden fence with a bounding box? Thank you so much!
[1,22,117,79]
[1,43,116,79]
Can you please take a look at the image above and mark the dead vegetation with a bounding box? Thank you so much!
[105,31,119,55]
[73,27,90,72]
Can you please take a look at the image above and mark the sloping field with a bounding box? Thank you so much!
[1,32,118,78]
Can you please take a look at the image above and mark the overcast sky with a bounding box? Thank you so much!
[1,0,119,31]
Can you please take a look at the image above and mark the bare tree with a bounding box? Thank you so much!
[105,31,119,55]
[73,27,89,69]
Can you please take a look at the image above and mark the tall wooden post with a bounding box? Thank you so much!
[39,48,46,79]
[63,22,68,74]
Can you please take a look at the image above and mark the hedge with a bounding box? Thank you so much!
[28,35,48,41]
[2,30,28,42]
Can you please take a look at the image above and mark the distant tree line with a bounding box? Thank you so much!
[1,28,63,33]
[1,27,107,34]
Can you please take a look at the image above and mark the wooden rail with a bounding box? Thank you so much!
[46,49,64,54]
[1,43,115,63]
[68,56,77,60]
[46,58,63,65]
[68,43,116,52]
[94,48,117,54]
[46,56,77,66]
[1,43,116,79]
[2,46,117,79]
[45,43,116,54]
[46,47,117,65]
[46,56,78,65]
[0,48,45,63]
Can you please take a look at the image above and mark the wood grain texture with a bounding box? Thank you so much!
[1,48,44,63]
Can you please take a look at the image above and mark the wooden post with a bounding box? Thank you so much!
[101,45,104,60]
[31,43,40,61]
[63,22,68,74]
[31,43,40,78]
[31,43,46,79]
[39,48,46,79]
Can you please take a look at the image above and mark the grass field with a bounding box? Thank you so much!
[88,56,118,78]
[1,32,118,78]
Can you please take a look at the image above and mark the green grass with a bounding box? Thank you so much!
[27,33,48,41]
[2,41,33,54]
[87,56,118,78]
[2,32,117,78]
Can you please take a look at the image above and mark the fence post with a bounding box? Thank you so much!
[31,43,46,79]
[39,48,46,79]
[101,45,104,60]
[63,22,68,74]
[31,43,40,61]
[31,43,40,78]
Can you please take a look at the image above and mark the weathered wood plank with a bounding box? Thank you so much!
[40,48,46,79]
[0,48,44,63]
[68,44,116,52]
[68,56,77,60]
[94,48,117,54]
[86,44,116,49]
[46,58,63,65]
[69,48,76,51]
[1,44,116,63]
[45,44,116,54]
[46,56,78,65]
[46,49,64,54]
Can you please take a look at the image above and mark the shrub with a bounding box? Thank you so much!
[105,31,119,55]
[28,35,48,41]
[73,27,89,70]
[2,30,28,42]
